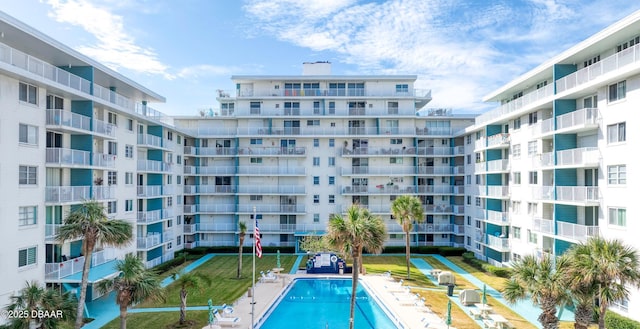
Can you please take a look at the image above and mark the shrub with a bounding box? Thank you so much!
[605,311,640,329]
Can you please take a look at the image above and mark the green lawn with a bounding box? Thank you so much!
[102,311,210,329]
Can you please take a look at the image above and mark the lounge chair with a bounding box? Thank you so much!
[215,312,240,327]
[395,293,418,306]
[260,271,278,283]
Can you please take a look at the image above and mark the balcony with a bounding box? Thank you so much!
[145,252,175,269]
[556,222,599,242]
[184,165,236,175]
[555,108,599,132]
[183,185,236,194]
[486,133,511,149]
[484,234,510,252]
[45,224,62,241]
[556,186,599,204]
[237,204,305,213]
[238,146,305,156]
[183,224,196,234]
[532,217,554,235]
[137,209,173,224]
[137,160,172,172]
[237,185,305,194]
[416,185,461,194]
[423,204,464,214]
[137,185,163,197]
[341,166,415,176]
[341,146,416,156]
[45,186,114,203]
[137,233,163,249]
[486,210,509,225]
[555,147,600,167]
[556,44,640,94]
[475,84,554,126]
[342,185,415,194]
[341,204,391,213]
[416,166,464,175]
[487,159,510,172]
[45,248,116,281]
[137,134,163,149]
[45,109,90,133]
[236,166,305,175]
[186,146,238,156]
[196,223,236,232]
[479,186,510,199]
[183,204,236,213]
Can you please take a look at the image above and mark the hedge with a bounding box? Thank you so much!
[381,246,466,256]
[605,311,640,329]
[461,252,511,278]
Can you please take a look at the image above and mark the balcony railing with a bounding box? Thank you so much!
[556,44,640,94]
[486,186,510,198]
[137,134,163,148]
[137,209,173,224]
[145,252,175,269]
[46,109,91,132]
[137,186,163,197]
[556,186,599,202]
[237,166,305,175]
[45,248,116,281]
[486,210,509,225]
[485,234,510,251]
[341,166,415,176]
[183,224,196,234]
[45,224,62,241]
[416,166,464,175]
[183,204,236,213]
[137,160,172,172]
[237,204,306,213]
[556,108,599,131]
[342,185,416,194]
[182,185,236,194]
[237,185,305,194]
[231,87,430,98]
[137,233,162,249]
[556,222,599,242]
[486,133,511,148]
[237,146,305,156]
[46,186,90,203]
[487,159,510,172]
[532,217,554,234]
[555,147,600,167]
[184,165,236,175]
[475,84,554,126]
[46,148,92,167]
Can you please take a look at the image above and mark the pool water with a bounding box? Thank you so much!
[258,278,399,329]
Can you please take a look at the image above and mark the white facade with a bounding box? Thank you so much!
[460,9,640,321]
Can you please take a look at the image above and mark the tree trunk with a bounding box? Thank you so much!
[119,305,127,329]
[179,289,187,324]
[405,231,411,280]
[573,303,592,329]
[598,301,607,329]
[75,239,96,329]
[349,249,360,329]
[538,300,559,329]
[237,237,244,278]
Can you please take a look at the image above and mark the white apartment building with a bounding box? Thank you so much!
[0,11,185,315]
[460,9,640,321]
[173,61,476,251]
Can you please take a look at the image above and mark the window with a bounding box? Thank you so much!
[528,112,538,125]
[177,135,182,144]
[19,166,37,185]
[607,122,626,143]
[514,117,521,130]
[329,139,335,147]
[250,139,262,145]
[395,84,409,93]
[466,196,471,205]
[125,145,133,158]
[466,175,471,184]
[177,175,182,184]
[608,80,626,102]
[107,201,117,214]
[528,171,538,184]
[328,102,335,114]
[250,102,261,114]
[513,172,521,184]
[18,247,37,267]
[608,165,626,185]
[328,157,335,166]
[167,197,173,207]
[313,101,320,114]
[19,82,38,105]
[177,155,182,164]
[307,120,320,126]
[513,227,521,239]
[313,139,319,147]
[108,141,117,155]
[609,207,626,226]
[527,141,537,156]
[18,124,38,145]
[46,95,63,109]
[125,200,133,212]
[127,119,133,131]
[388,101,399,114]
[19,206,37,226]
[313,195,320,204]
[250,158,262,164]
[475,197,481,207]
[250,195,263,201]
[527,202,537,215]
[313,214,320,223]
[177,216,182,225]
[107,171,117,185]
[390,158,403,164]
[313,157,320,166]
[466,135,471,144]
[177,236,182,246]
[512,144,521,158]
[107,112,118,126]
[166,175,172,185]
[313,176,319,185]
[167,131,173,141]
[511,201,521,214]
[167,220,173,228]
[390,138,402,145]
[329,195,335,204]
[466,155,471,164]
[125,172,133,185]
[528,230,538,244]
[329,176,335,185]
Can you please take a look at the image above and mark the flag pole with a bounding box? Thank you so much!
[251,206,256,328]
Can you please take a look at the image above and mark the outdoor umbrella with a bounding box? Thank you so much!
[208,299,214,327]
[445,300,452,328]
[482,284,488,306]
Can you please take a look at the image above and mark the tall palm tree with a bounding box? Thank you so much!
[4,281,77,329]
[96,254,165,329]
[56,200,133,329]
[326,205,387,329]
[502,254,570,329]
[171,271,211,325]
[568,237,640,329]
[391,195,424,279]
[237,221,247,278]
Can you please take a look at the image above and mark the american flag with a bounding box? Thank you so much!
[255,218,262,258]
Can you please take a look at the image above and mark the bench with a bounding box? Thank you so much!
[482,319,498,329]
[469,308,482,319]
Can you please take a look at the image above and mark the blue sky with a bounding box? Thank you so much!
[1,0,639,116]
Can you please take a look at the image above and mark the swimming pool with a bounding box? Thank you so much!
[257,278,401,329]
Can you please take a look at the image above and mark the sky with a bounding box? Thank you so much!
[1,0,640,116]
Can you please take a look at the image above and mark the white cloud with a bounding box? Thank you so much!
[243,0,640,110]
[44,0,173,78]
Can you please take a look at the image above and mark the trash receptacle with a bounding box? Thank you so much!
[447,284,455,297]
[247,287,253,297]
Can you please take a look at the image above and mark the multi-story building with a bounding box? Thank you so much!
[460,9,640,320]
[173,61,476,251]
[0,11,184,314]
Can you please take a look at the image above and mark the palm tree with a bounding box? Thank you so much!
[567,237,640,329]
[391,195,424,279]
[326,205,387,329]
[237,221,247,278]
[171,271,211,325]
[96,254,165,329]
[56,200,133,329]
[502,254,570,329]
[4,281,77,329]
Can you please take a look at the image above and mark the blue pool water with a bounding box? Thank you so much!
[258,278,399,329]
